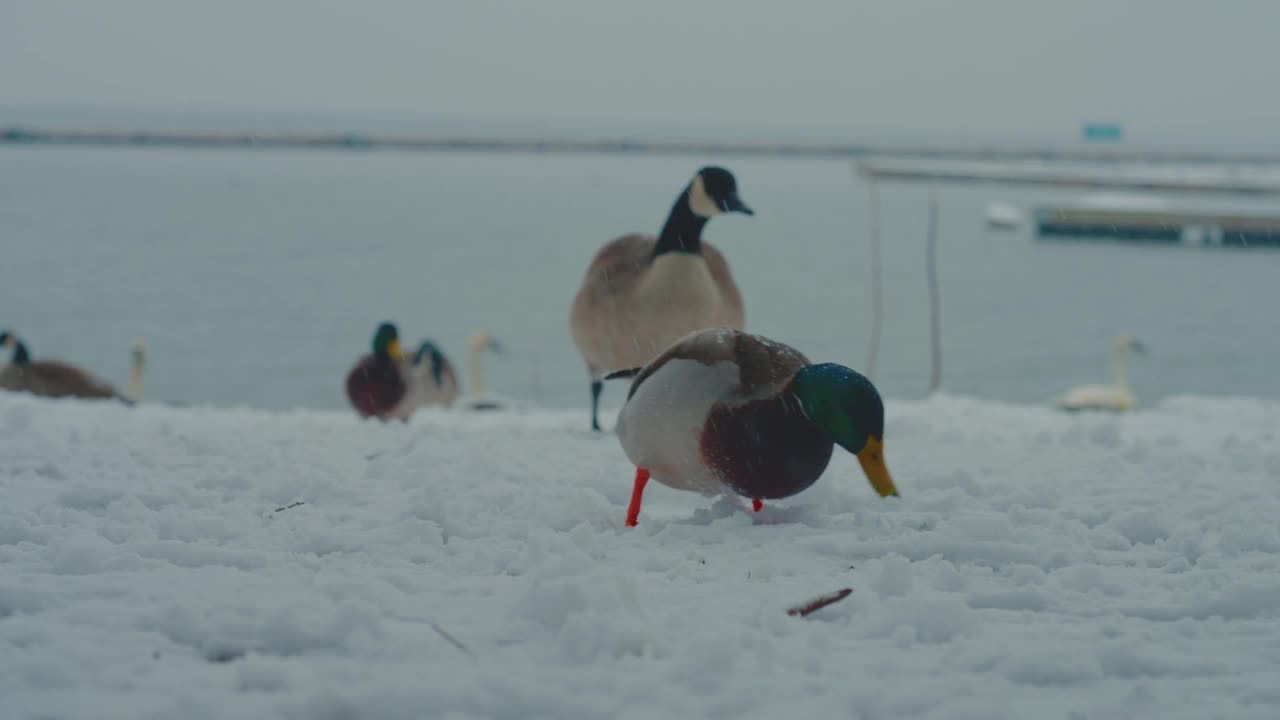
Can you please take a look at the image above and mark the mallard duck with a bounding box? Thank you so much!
[458,330,505,411]
[610,328,900,527]
[1058,335,1147,412]
[345,320,430,417]
[570,166,753,431]
[0,330,141,404]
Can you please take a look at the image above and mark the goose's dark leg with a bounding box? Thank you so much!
[590,379,603,431]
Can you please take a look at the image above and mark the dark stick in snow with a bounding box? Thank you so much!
[273,501,305,513]
[428,620,474,657]
[786,588,853,617]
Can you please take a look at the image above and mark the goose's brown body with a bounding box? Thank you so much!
[0,360,123,401]
[0,332,133,403]
[570,234,743,379]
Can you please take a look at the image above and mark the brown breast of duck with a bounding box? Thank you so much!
[700,394,835,500]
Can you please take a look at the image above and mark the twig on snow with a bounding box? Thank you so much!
[787,588,853,617]
[273,501,306,513]
[428,619,474,657]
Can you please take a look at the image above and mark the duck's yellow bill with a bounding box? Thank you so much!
[387,338,405,361]
[856,436,899,497]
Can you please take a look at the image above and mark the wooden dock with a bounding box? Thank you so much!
[856,159,1280,197]
[859,159,1280,247]
[1033,204,1280,247]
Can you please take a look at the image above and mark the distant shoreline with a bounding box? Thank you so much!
[8,124,1280,169]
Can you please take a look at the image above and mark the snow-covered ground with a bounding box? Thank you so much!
[2,393,1279,719]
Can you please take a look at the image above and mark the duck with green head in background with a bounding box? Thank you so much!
[346,322,458,421]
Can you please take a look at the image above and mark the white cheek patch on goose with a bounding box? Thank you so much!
[687,175,724,218]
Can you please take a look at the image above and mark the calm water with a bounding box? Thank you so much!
[2,145,1278,414]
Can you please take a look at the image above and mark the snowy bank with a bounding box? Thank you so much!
[2,393,1279,719]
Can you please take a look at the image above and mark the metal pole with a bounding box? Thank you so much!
[866,179,883,380]
[926,188,942,392]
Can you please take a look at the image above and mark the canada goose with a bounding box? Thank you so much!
[610,328,899,527]
[459,330,504,411]
[0,331,141,404]
[570,166,753,430]
[1058,335,1147,412]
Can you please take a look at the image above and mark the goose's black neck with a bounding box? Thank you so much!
[10,341,30,365]
[652,189,708,258]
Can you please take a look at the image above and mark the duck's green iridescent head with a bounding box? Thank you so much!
[372,322,404,361]
[791,363,899,498]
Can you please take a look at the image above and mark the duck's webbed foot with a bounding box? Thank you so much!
[625,467,650,527]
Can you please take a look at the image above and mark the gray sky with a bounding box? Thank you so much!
[3,0,1277,142]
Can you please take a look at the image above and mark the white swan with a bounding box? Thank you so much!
[127,338,145,403]
[1058,335,1147,412]
[459,331,505,411]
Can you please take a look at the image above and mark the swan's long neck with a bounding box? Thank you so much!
[469,344,487,397]
[1111,345,1129,390]
[128,347,145,402]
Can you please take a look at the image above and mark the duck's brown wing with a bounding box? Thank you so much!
[625,329,806,401]
[727,332,810,399]
[0,360,122,400]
